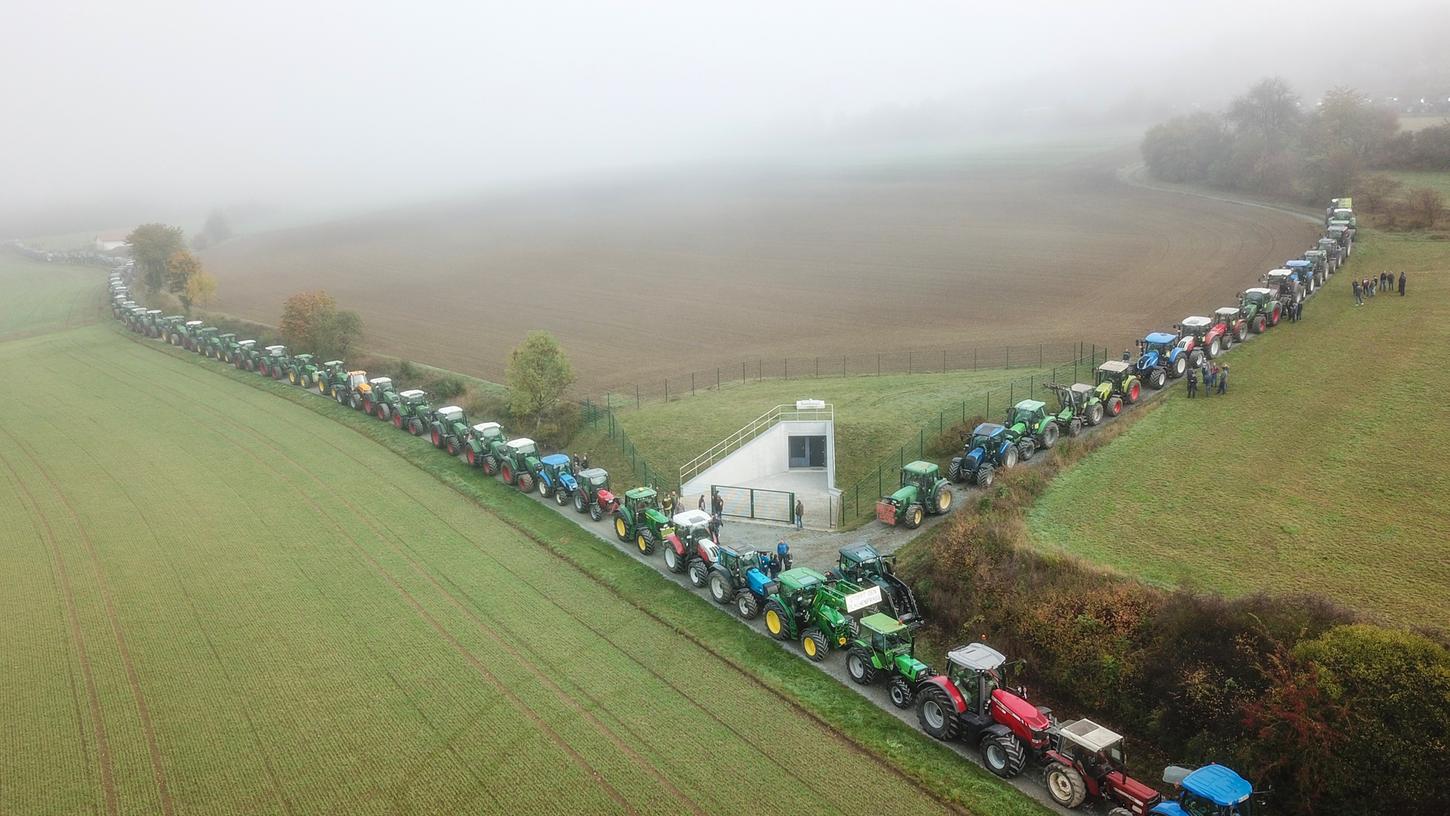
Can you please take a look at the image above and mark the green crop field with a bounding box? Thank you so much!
[0,315,1045,815]
[1028,230,1450,626]
[0,254,104,339]
[1384,170,1450,201]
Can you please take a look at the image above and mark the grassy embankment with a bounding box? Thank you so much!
[1028,228,1449,626]
[0,254,104,339]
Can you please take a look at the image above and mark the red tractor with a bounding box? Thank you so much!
[1213,307,1249,346]
[1043,719,1162,815]
[1177,316,1227,360]
[914,642,1054,778]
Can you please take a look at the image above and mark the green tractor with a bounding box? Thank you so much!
[141,309,164,338]
[760,568,882,662]
[232,340,261,370]
[612,487,672,556]
[846,613,934,709]
[1042,382,1104,439]
[190,326,218,355]
[315,360,347,396]
[285,353,322,388]
[1092,360,1141,419]
[875,461,954,529]
[257,345,289,379]
[429,406,471,456]
[362,377,396,417]
[160,317,190,347]
[496,437,543,491]
[392,389,433,435]
[465,421,506,468]
[1237,288,1282,334]
[1004,399,1057,458]
[830,543,921,624]
[177,320,208,351]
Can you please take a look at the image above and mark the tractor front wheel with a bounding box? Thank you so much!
[446,438,458,457]
[736,592,760,619]
[335,390,346,405]
[482,455,498,475]
[517,472,535,493]
[888,677,915,709]
[466,448,478,467]
[903,504,924,529]
[1045,763,1088,808]
[1148,368,1167,390]
[500,463,514,484]
[1067,419,1081,438]
[1106,396,1123,417]
[1208,338,1221,358]
[709,571,736,606]
[762,601,790,638]
[431,429,442,448]
[1172,356,1187,378]
[916,687,961,741]
[800,630,828,662]
[1189,350,1205,370]
[663,546,683,573]
[539,479,553,498]
[1253,315,1267,333]
[846,650,878,685]
[573,492,587,514]
[1236,322,1249,342]
[377,403,391,421]
[408,418,423,436]
[635,528,655,555]
[688,560,708,588]
[975,464,994,488]
[393,412,403,429]
[981,733,1028,778]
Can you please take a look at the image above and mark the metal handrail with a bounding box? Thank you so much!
[679,403,833,484]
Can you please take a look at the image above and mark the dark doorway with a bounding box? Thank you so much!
[788,435,826,468]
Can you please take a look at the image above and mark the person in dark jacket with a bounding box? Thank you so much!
[1186,369,1198,398]
[1352,279,1363,306]
[1400,271,1407,296]
[1217,365,1229,395]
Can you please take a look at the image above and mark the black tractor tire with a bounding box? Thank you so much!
[709,570,736,606]
[846,650,878,685]
[1106,395,1123,417]
[1189,350,1205,370]
[801,629,829,662]
[1087,402,1104,426]
[1148,368,1167,390]
[663,545,681,573]
[1208,337,1222,359]
[431,429,443,448]
[635,527,656,556]
[903,504,924,529]
[888,676,915,709]
[981,733,1028,778]
[349,393,361,410]
[1001,445,1019,469]
[573,492,587,513]
[517,472,535,494]
[1253,315,1266,333]
[553,488,568,506]
[928,484,953,515]
[377,403,391,421]
[1236,322,1248,342]
[446,438,458,457]
[500,463,515,485]
[1039,423,1059,449]
[688,559,709,588]
[1172,356,1187,378]
[1108,808,1134,816]
[916,687,961,741]
[762,600,791,639]
[975,464,994,488]
[589,503,603,522]
[1269,307,1281,327]
[947,457,963,483]
[482,454,498,475]
[539,478,554,498]
[1067,419,1082,438]
[613,515,631,542]
[1045,763,1088,808]
[1018,440,1035,462]
[408,418,423,436]
[736,591,760,619]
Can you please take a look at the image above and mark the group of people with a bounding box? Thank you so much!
[570,452,591,472]
[1353,271,1406,306]
[684,489,807,535]
[1185,360,1229,399]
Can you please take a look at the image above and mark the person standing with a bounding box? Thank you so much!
[1294,298,1303,322]
[698,493,706,512]
[580,452,590,470]
[1186,369,1198,398]
[1217,365,1229,395]
[711,490,725,525]
[1201,363,1213,397]
[1352,279,1363,306]
[1400,271,1407,296]
[794,498,804,530]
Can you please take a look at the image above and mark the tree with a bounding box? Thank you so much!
[506,332,575,431]
[1404,187,1445,229]
[185,269,218,310]
[1351,174,1404,214]
[1313,88,1398,162]
[1141,113,1232,183]
[193,210,233,250]
[1227,78,1302,150]
[165,249,204,311]
[127,223,185,293]
[279,290,363,359]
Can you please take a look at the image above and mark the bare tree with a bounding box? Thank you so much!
[1227,77,1301,151]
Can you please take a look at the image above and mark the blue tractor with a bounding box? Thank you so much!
[1283,258,1318,294]
[1152,764,1262,816]
[704,541,792,619]
[534,453,579,504]
[948,422,1020,487]
[1134,331,1189,390]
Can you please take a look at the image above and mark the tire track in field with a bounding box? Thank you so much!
[0,429,119,816]
[0,428,175,816]
[123,331,970,814]
[73,348,643,815]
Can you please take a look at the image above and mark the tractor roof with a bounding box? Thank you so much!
[163,314,184,320]
[972,422,1006,437]
[838,542,879,564]
[1069,383,1094,396]
[541,453,571,467]
[672,509,712,527]
[1097,359,1131,374]
[399,389,426,398]
[1328,225,1348,233]
[471,421,501,433]
[237,339,255,347]
[1215,306,1241,318]
[1285,259,1310,268]
[1244,287,1273,296]
[947,642,1006,672]
[323,360,344,366]
[348,369,366,376]
[1266,270,1292,281]
[185,320,203,327]
[778,567,826,591]
[902,460,937,476]
[1144,332,1177,345]
[1181,765,1253,807]
[625,486,657,500]
[1058,719,1124,753]
[1180,316,1211,329]
[435,406,464,421]
[579,467,608,481]
[368,377,391,386]
[266,345,286,352]
[1014,399,1046,412]
[506,437,536,451]
[1304,249,1325,256]
[860,612,905,635]
[146,309,161,315]
[291,350,309,357]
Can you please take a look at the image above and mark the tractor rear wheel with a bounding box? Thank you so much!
[663,545,683,573]
[408,418,422,436]
[1001,446,1019,470]
[553,488,568,506]
[801,629,828,662]
[1040,423,1059,449]
[613,515,630,542]
[1237,322,1249,341]
[947,458,963,483]
[1087,402,1104,426]
[1127,381,1141,403]
[710,570,737,606]
[466,448,478,467]
[981,733,1028,778]
[539,479,553,498]
[1208,338,1221,358]
[975,464,994,488]
[573,492,588,514]
[393,412,403,429]
[1189,350,1205,370]
[916,687,961,741]
[1172,356,1187,378]
[635,527,655,555]
[1148,368,1167,390]
[1269,306,1281,326]
[888,677,915,709]
[1045,763,1088,808]
[762,601,790,638]
[688,560,708,587]
[847,650,878,685]
[517,472,535,493]
[736,591,759,619]
[903,504,924,529]
[1106,396,1123,417]
[500,463,513,484]
[446,438,458,456]
[432,429,442,448]
[482,454,498,475]
[1067,419,1082,438]
[929,484,952,515]
[589,503,602,522]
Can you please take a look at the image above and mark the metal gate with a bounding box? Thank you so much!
[711,485,794,524]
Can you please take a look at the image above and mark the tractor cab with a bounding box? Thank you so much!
[1152,765,1258,816]
[1303,249,1327,272]
[1240,288,1273,308]
[435,406,464,425]
[1095,359,1131,388]
[670,509,714,543]
[1214,306,1243,323]
[184,320,204,329]
[1179,316,1212,343]
[1055,719,1129,776]
[877,460,953,528]
[504,437,536,457]
[1284,259,1314,286]
[622,486,671,532]
[1006,399,1048,432]
[347,371,369,392]
[970,422,1008,449]
[265,344,287,358]
[1062,383,1095,412]
[235,339,256,352]
[860,613,916,656]
[368,376,392,391]
[1135,332,1179,369]
[1316,237,1342,259]
[1050,719,1163,812]
[398,389,430,411]
[833,542,919,623]
[1263,270,1297,297]
[944,642,1010,714]
[1326,224,1351,247]
[580,468,610,489]
[539,453,573,477]
[470,421,504,443]
[1330,207,1355,227]
[836,542,890,575]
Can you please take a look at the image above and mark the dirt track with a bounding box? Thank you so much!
[203,145,1319,388]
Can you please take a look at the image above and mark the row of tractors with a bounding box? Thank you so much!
[100,202,1351,816]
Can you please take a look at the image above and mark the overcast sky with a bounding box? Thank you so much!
[2,0,1444,233]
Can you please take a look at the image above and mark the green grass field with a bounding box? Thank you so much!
[0,313,1046,815]
[1028,230,1449,626]
[1384,170,1450,202]
[0,254,104,339]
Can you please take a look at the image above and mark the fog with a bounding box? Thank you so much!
[3,0,1446,237]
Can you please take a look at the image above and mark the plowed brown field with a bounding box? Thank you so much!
[203,145,1317,388]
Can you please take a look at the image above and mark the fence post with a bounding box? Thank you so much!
[1006,346,1010,369]
[815,357,819,377]
[986,391,990,420]
[973,348,977,370]
[665,380,669,402]
[877,354,881,376]
[691,372,695,396]
[1039,343,1043,366]
[750,490,755,520]
[1010,382,1014,403]
[942,349,947,373]
[1030,375,1034,395]
[717,368,720,390]
[908,351,912,374]
[1074,359,1078,382]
